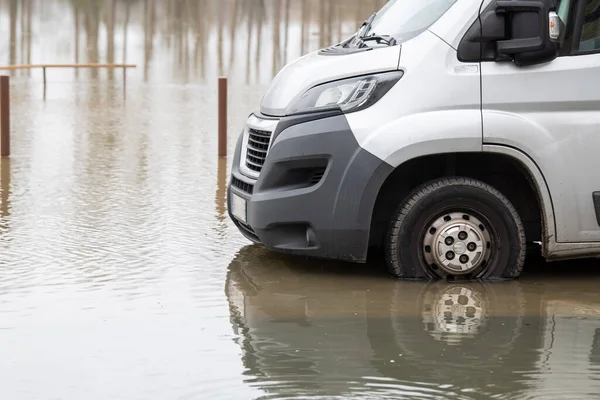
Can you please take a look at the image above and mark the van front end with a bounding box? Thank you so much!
[227,107,394,262]
[227,0,474,266]
[227,0,589,280]
[225,0,419,263]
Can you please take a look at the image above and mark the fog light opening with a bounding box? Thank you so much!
[306,226,317,247]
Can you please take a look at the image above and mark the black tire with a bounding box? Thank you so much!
[384,177,526,280]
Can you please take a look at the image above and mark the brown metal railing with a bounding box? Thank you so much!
[0,63,137,85]
[0,68,233,160]
[0,64,138,157]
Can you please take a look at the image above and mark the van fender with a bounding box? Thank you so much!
[354,109,483,168]
[351,109,560,257]
[482,144,557,254]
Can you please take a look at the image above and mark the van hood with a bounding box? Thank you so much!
[260,45,402,117]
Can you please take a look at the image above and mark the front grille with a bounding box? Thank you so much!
[246,128,272,173]
[231,176,254,195]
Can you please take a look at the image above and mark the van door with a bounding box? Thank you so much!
[481,0,600,243]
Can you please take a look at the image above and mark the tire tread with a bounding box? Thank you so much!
[384,177,526,279]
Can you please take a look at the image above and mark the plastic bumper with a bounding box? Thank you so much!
[227,112,392,263]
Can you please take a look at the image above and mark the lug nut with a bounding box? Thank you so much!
[460,255,469,264]
[458,231,468,240]
[445,237,454,246]
[446,251,455,260]
[467,242,477,251]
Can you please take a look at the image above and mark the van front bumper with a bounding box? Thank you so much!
[227,111,393,263]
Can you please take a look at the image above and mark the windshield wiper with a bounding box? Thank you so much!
[359,13,377,38]
[360,34,397,46]
[357,12,398,47]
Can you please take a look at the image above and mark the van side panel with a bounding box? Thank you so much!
[481,54,600,243]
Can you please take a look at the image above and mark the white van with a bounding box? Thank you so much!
[228,0,600,280]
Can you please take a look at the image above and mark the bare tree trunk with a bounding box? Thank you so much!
[183,0,191,82]
[106,0,116,79]
[176,0,183,66]
[326,0,333,46]
[319,0,325,48]
[355,0,364,30]
[283,0,291,65]
[336,1,342,43]
[144,0,156,82]
[123,1,131,64]
[229,0,239,66]
[218,0,224,76]
[301,0,310,55]
[245,0,254,84]
[200,0,209,80]
[255,0,263,82]
[193,0,206,81]
[74,6,80,62]
[74,4,80,77]
[20,0,26,65]
[272,0,281,77]
[9,0,18,65]
[86,0,100,79]
[26,0,32,67]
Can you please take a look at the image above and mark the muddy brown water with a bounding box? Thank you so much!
[0,1,599,399]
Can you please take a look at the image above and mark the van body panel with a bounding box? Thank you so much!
[482,54,600,243]
[346,31,482,165]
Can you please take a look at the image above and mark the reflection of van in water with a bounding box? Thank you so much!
[225,247,600,398]
[227,0,600,279]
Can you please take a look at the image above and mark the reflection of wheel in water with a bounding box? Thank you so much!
[422,285,486,345]
[365,280,544,397]
[387,280,526,368]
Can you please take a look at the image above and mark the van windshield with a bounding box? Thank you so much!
[361,0,458,44]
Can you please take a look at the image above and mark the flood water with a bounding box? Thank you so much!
[0,1,599,399]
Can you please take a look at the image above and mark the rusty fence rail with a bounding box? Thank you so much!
[0,63,137,85]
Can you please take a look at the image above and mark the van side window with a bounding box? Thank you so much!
[580,0,600,51]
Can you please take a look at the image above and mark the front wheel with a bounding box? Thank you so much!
[385,177,526,280]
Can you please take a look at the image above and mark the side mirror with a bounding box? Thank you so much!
[458,0,562,67]
[495,0,561,66]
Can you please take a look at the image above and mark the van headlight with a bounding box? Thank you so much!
[286,71,404,116]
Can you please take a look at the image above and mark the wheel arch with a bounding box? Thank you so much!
[367,148,556,258]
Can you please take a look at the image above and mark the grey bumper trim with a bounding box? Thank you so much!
[228,112,393,263]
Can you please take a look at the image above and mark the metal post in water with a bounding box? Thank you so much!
[218,76,228,158]
[43,66,46,86]
[0,76,10,157]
